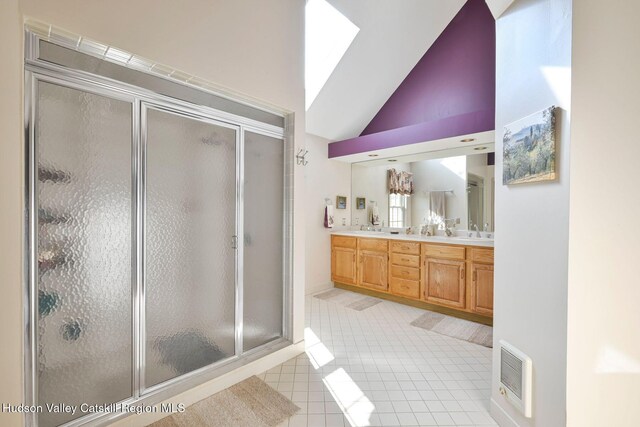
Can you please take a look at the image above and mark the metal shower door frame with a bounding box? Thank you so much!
[24,29,293,427]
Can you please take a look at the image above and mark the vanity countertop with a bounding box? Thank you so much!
[331,230,494,248]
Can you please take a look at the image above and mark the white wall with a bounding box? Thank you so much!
[0,1,305,426]
[492,0,571,426]
[351,162,412,227]
[305,133,352,295]
[0,1,25,426]
[566,1,640,426]
[411,156,467,228]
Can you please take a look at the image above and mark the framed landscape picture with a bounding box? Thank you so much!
[336,196,347,209]
[356,197,366,209]
[503,106,557,185]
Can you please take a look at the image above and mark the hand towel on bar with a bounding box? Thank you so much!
[428,191,446,225]
[324,205,334,228]
[371,205,381,226]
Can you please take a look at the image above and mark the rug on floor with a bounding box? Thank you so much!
[410,311,493,348]
[314,288,382,311]
[149,376,299,427]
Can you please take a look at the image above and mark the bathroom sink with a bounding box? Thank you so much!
[448,236,493,242]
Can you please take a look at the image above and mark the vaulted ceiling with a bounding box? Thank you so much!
[306,0,514,142]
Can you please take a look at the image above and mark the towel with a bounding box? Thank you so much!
[428,191,446,226]
[324,205,334,228]
[371,206,380,226]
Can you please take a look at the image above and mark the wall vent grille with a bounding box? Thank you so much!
[499,340,532,418]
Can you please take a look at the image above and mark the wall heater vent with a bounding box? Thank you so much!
[499,340,532,418]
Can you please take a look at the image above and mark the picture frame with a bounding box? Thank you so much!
[356,197,366,210]
[336,196,347,209]
[503,106,557,185]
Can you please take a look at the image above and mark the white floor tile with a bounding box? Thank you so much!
[396,412,420,426]
[262,291,496,427]
[414,412,438,426]
[307,413,326,427]
[288,414,307,427]
[378,413,401,426]
[432,412,456,425]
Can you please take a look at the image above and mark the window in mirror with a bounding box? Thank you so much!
[389,194,408,228]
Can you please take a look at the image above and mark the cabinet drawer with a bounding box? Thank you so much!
[390,265,420,281]
[332,235,356,249]
[390,252,420,268]
[390,241,420,255]
[470,248,494,263]
[390,277,420,299]
[359,238,388,252]
[422,244,465,260]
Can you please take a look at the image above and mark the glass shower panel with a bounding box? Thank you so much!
[35,82,133,427]
[144,107,237,388]
[243,131,284,351]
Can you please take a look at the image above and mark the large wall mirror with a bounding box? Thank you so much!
[351,151,495,232]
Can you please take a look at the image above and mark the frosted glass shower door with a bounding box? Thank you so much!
[144,106,238,388]
[243,131,284,351]
[34,81,134,427]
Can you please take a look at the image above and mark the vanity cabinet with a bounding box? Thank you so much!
[331,236,357,286]
[330,234,494,322]
[469,248,494,316]
[422,243,467,309]
[389,241,420,299]
[357,238,388,291]
[423,257,466,309]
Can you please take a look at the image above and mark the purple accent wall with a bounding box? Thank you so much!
[328,110,493,157]
[328,0,495,158]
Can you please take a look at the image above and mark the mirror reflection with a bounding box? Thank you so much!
[351,152,495,232]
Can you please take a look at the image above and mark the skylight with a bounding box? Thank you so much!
[305,0,359,110]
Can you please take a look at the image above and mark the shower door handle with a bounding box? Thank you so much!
[231,235,238,249]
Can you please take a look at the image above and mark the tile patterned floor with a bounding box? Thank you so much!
[260,290,497,427]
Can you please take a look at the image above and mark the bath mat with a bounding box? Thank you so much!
[410,311,493,348]
[346,296,382,311]
[149,376,299,427]
[314,289,382,311]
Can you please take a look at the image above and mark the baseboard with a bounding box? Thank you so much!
[305,281,333,296]
[111,342,305,427]
[491,398,521,427]
[335,282,493,326]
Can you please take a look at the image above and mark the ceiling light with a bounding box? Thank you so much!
[474,146,487,151]
[461,138,476,143]
[368,154,379,157]
[388,159,397,162]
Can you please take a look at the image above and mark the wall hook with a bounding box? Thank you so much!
[296,148,309,166]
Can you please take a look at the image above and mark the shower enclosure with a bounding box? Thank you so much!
[25,29,292,427]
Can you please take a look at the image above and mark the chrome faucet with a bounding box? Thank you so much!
[473,224,481,238]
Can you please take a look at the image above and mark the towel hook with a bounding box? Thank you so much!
[324,198,333,206]
[296,148,309,166]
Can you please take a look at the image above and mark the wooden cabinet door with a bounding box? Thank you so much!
[358,250,388,291]
[423,258,466,308]
[331,247,357,285]
[471,263,494,315]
